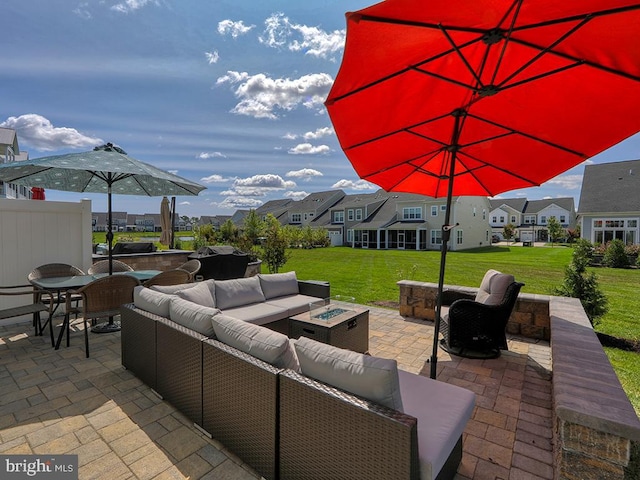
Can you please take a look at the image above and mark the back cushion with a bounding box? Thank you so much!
[215,276,266,310]
[151,282,195,294]
[169,297,219,337]
[211,313,299,370]
[258,272,299,299]
[475,270,514,305]
[176,280,216,308]
[294,336,404,411]
[133,286,174,317]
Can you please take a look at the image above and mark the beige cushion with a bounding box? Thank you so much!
[176,280,215,308]
[169,297,219,337]
[293,336,404,411]
[133,286,174,317]
[258,272,299,299]
[211,313,299,371]
[215,276,265,310]
[475,270,514,305]
[151,282,194,294]
[265,294,319,316]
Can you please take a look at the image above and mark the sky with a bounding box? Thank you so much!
[2,0,640,218]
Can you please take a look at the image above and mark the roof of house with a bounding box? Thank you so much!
[524,198,575,214]
[287,190,345,214]
[578,159,640,214]
[0,128,19,156]
[488,198,528,212]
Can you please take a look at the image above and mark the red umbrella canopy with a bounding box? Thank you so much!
[325,0,640,197]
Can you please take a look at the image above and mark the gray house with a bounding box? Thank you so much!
[578,159,640,245]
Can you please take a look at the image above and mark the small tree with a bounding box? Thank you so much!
[554,247,608,326]
[262,214,290,273]
[603,238,628,268]
[219,219,238,243]
[503,223,516,243]
[547,217,564,246]
[242,209,264,244]
[192,224,216,250]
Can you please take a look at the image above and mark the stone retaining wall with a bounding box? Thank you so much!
[92,250,191,271]
[396,280,640,479]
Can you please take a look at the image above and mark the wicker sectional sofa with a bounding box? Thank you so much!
[120,272,476,480]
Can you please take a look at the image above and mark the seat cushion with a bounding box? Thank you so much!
[222,302,289,326]
[215,276,266,310]
[258,272,299,299]
[133,286,174,318]
[398,370,475,480]
[475,270,514,305]
[211,313,299,370]
[169,297,220,337]
[265,294,319,316]
[294,337,404,411]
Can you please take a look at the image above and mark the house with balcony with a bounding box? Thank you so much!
[578,159,640,245]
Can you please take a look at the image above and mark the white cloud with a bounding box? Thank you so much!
[545,174,583,190]
[111,0,157,14]
[216,71,333,119]
[303,127,333,140]
[0,114,103,151]
[200,174,232,184]
[288,143,330,155]
[332,179,377,191]
[179,201,191,205]
[221,187,266,197]
[218,19,255,38]
[73,3,92,19]
[235,174,296,189]
[205,51,219,64]
[197,151,226,159]
[259,13,345,60]
[282,132,297,140]
[284,191,309,200]
[216,197,264,209]
[286,168,323,181]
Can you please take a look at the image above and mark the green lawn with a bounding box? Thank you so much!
[279,245,640,413]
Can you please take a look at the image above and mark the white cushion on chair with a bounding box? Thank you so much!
[175,280,215,308]
[475,270,514,305]
[258,272,299,299]
[133,286,174,317]
[169,297,219,337]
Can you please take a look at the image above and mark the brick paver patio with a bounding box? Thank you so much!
[0,306,552,479]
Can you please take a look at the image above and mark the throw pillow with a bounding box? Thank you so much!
[475,270,514,306]
[176,280,215,308]
[258,272,299,299]
[133,286,174,318]
[169,297,220,337]
[214,276,266,310]
[211,313,299,371]
[293,336,404,411]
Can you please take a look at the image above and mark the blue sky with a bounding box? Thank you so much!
[2,0,640,218]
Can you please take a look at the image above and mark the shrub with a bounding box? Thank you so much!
[262,214,290,273]
[554,251,608,327]
[603,239,629,268]
[572,238,594,264]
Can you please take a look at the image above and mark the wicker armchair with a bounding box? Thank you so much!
[60,275,140,357]
[177,259,202,281]
[143,269,191,288]
[439,270,524,359]
[28,263,86,338]
[88,259,133,274]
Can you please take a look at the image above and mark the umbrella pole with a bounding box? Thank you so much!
[430,110,463,379]
[107,184,113,276]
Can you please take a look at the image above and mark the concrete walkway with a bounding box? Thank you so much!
[0,307,552,479]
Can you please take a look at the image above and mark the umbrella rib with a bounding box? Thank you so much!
[489,0,524,86]
[410,66,478,93]
[499,62,584,91]
[508,37,640,83]
[0,166,52,183]
[438,24,483,88]
[512,4,640,32]
[466,112,587,158]
[499,16,591,88]
[356,14,489,35]
[455,151,539,192]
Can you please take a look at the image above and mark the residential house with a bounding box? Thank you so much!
[255,199,293,224]
[489,198,576,241]
[200,215,231,229]
[0,127,33,200]
[285,190,345,226]
[92,211,128,232]
[578,159,640,245]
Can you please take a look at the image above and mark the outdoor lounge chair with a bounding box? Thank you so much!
[88,259,134,274]
[177,259,202,282]
[439,269,524,359]
[143,269,191,288]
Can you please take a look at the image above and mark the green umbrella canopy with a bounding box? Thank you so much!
[0,143,206,197]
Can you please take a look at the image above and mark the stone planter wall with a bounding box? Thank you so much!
[92,250,192,271]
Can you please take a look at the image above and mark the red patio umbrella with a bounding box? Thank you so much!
[325,0,640,378]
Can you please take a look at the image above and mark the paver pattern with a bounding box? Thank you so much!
[0,307,552,479]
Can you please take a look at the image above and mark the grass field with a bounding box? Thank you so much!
[278,245,640,413]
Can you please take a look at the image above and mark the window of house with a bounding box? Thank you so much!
[492,216,497,223]
[499,216,505,223]
[473,207,476,217]
[333,211,344,223]
[456,230,463,245]
[347,229,353,242]
[430,229,442,245]
[431,206,438,216]
[440,205,447,211]
[483,209,486,220]
[403,207,422,220]
[560,215,566,223]
[524,215,536,224]
[593,218,637,245]
[511,215,516,223]
[355,209,363,221]
[628,220,638,228]
[291,213,301,223]
[347,209,354,221]
[540,215,547,224]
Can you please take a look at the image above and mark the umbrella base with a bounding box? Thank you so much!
[91,320,121,333]
[439,338,500,359]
